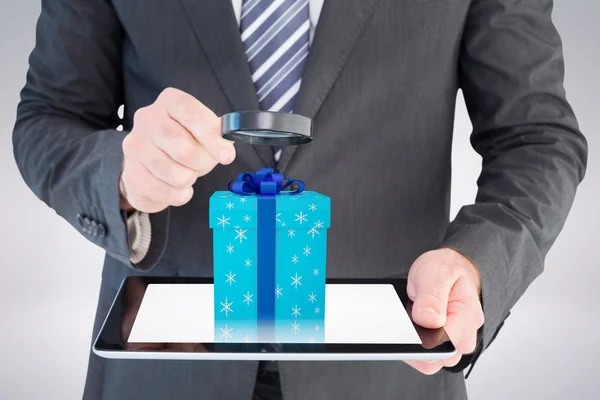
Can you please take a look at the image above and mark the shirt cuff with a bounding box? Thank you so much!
[126,211,152,264]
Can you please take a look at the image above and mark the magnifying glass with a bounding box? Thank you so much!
[221,111,313,146]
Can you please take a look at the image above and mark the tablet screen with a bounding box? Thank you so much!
[128,283,422,345]
[94,277,455,358]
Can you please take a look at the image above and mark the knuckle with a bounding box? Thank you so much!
[423,292,446,312]
[174,143,197,166]
[171,187,194,206]
[475,311,485,328]
[171,168,196,188]
[158,87,180,102]
[179,106,207,130]
[156,120,180,141]
[149,181,173,202]
[146,152,170,176]
[180,169,198,187]
[122,135,135,156]
[133,106,153,125]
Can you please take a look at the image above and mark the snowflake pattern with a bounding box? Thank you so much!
[226,244,235,255]
[308,293,316,303]
[225,271,236,286]
[243,335,252,343]
[275,285,283,298]
[288,229,296,238]
[290,273,302,289]
[313,268,319,276]
[294,211,308,224]
[314,306,320,314]
[244,258,252,268]
[291,254,299,264]
[303,246,311,256]
[234,228,248,243]
[243,214,251,223]
[220,298,234,317]
[243,291,253,305]
[217,215,231,230]
[239,198,247,203]
[291,321,301,334]
[308,203,317,211]
[291,305,301,318]
[314,324,321,332]
[225,201,235,210]
[307,227,320,239]
[308,336,316,343]
[220,324,233,341]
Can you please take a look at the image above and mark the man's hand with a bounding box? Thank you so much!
[405,248,484,375]
[119,87,235,213]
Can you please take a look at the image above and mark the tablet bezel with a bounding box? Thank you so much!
[93,277,457,361]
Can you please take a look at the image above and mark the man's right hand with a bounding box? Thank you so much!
[119,88,235,213]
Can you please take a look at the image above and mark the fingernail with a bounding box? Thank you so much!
[219,147,232,163]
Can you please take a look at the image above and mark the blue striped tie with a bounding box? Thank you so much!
[241,0,310,158]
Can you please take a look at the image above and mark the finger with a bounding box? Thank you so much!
[136,137,199,188]
[157,88,235,164]
[439,352,462,368]
[404,352,462,376]
[444,276,484,354]
[417,326,448,350]
[408,266,455,329]
[148,114,220,174]
[123,157,194,211]
[404,360,442,376]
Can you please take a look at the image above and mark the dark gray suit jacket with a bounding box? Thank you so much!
[13,0,587,399]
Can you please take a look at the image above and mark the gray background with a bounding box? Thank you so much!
[0,1,598,399]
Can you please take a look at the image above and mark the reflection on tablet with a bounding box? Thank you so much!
[126,280,423,345]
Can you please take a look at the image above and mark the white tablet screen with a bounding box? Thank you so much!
[128,284,421,345]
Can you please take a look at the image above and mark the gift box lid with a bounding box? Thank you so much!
[209,191,330,230]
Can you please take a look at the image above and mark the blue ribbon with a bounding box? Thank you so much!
[228,169,304,340]
[228,168,305,196]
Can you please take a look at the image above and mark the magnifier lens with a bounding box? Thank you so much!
[221,111,313,146]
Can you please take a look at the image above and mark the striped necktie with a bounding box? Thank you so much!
[241,0,310,160]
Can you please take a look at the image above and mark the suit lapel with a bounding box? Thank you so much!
[177,0,275,166]
[277,0,382,172]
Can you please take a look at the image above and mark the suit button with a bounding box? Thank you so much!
[77,214,85,228]
[97,224,106,238]
[89,220,97,234]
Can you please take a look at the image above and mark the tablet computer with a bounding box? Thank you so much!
[93,277,456,361]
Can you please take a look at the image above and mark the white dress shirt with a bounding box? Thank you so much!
[127,0,324,264]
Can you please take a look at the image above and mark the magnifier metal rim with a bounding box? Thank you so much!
[221,111,313,146]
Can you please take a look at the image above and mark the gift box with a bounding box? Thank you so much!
[210,169,330,343]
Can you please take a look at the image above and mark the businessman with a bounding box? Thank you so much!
[13,0,587,399]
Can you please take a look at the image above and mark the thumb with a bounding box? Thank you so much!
[408,268,455,329]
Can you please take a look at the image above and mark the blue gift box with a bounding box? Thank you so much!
[209,170,330,343]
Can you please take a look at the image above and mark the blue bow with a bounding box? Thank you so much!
[228,168,305,195]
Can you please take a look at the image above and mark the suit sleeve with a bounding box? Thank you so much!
[440,0,588,369]
[12,0,168,270]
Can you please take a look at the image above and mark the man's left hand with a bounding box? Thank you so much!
[405,248,484,375]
